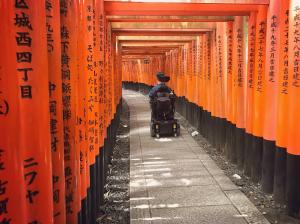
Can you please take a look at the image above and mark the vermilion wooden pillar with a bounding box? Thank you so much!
[225,21,233,160]
[46,0,67,223]
[16,1,54,223]
[60,0,80,222]
[274,0,290,204]
[0,1,27,223]
[233,16,246,168]
[244,12,257,176]
[261,0,281,194]
[77,1,89,222]
[287,0,300,217]
[251,5,268,183]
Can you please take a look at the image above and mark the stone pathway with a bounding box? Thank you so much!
[124,89,270,224]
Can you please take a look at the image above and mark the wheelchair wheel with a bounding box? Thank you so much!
[173,123,180,137]
[177,125,180,136]
[150,124,155,137]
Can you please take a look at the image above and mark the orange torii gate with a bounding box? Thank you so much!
[1,0,300,223]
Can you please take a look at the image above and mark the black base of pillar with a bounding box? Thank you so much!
[104,137,109,182]
[251,135,263,183]
[90,164,97,223]
[219,118,226,153]
[99,148,105,206]
[87,187,91,224]
[207,112,213,144]
[81,197,88,224]
[193,103,199,127]
[236,127,245,170]
[224,120,231,160]
[182,97,188,119]
[187,101,193,124]
[286,153,300,218]
[230,123,237,164]
[197,107,203,131]
[211,116,217,148]
[95,154,100,215]
[201,110,207,138]
[273,146,287,203]
[78,208,82,224]
[214,117,221,150]
[244,132,253,177]
[261,140,276,194]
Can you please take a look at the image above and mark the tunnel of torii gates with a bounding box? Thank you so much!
[1,0,300,223]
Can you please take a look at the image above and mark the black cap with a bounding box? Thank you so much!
[156,71,164,77]
[156,72,170,82]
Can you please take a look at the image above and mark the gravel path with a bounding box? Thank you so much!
[98,100,130,224]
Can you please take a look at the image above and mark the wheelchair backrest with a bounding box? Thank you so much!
[157,91,170,98]
[156,93,172,113]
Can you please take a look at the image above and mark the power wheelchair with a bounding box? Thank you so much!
[150,89,180,138]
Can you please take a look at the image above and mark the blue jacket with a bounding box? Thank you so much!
[149,83,172,99]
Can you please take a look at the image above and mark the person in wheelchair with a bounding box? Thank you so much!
[149,72,180,137]
[149,72,175,122]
